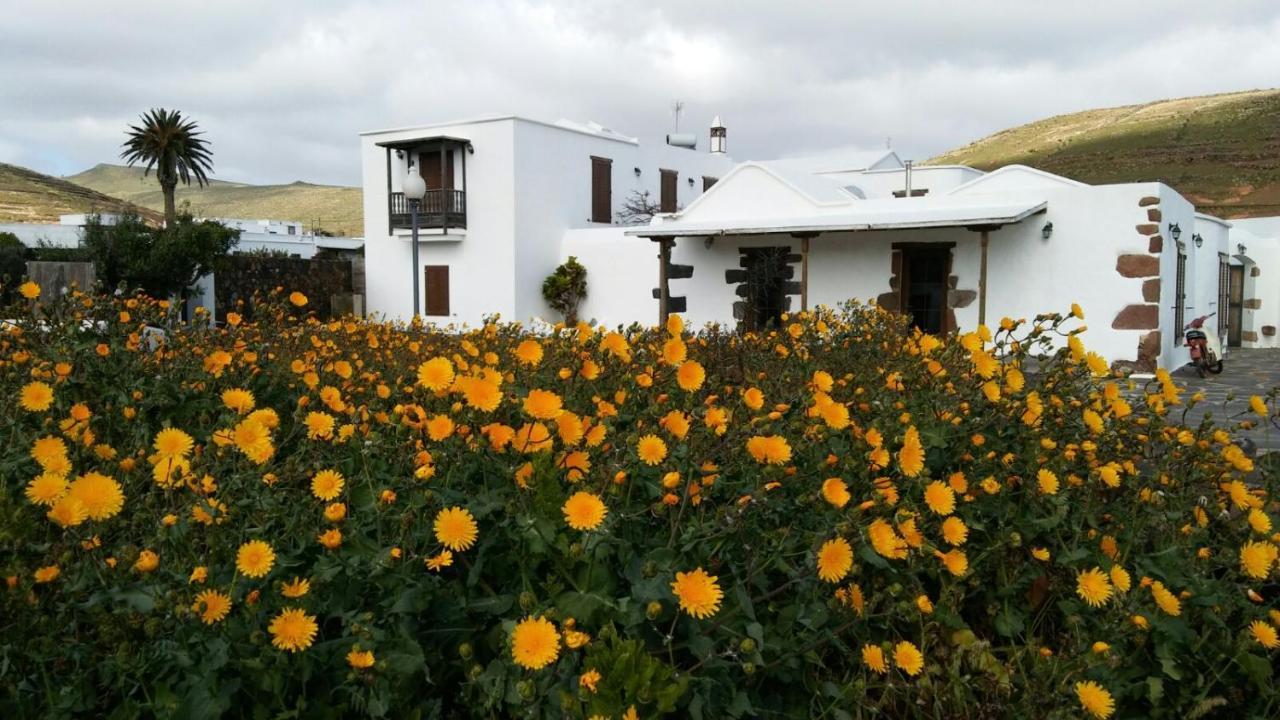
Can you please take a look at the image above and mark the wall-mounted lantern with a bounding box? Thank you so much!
[1238,243,1248,255]
[1168,222,1182,241]
[1041,222,1053,240]
[1193,233,1203,248]
[633,167,641,177]
[687,177,695,187]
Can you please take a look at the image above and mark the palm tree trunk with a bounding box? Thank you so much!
[162,182,177,227]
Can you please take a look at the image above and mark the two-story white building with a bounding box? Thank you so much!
[360,114,1279,371]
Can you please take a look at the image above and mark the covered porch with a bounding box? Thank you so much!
[376,135,472,233]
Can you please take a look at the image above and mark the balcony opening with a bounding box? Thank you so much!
[378,136,471,234]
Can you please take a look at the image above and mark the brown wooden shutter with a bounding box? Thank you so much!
[702,176,717,191]
[424,265,450,316]
[591,156,612,223]
[660,169,677,212]
[420,150,455,190]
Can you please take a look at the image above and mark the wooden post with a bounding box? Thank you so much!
[978,230,989,327]
[801,235,810,311]
[658,238,671,325]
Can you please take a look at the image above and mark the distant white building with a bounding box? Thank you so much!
[360,114,1279,370]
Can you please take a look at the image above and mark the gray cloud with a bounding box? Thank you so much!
[1,0,1277,186]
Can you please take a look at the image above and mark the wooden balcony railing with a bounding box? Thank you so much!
[389,189,466,231]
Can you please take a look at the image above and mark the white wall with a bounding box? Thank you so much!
[561,227,658,328]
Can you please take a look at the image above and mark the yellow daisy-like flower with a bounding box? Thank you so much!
[1250,395,1269,417]
[192,590,232,624]
[523,389,563,419]
[1074,680,1115,719]
[30,436,68,468]
[562,491,607,531]
[862,644,888,674]
[1240,540,1278,580]
[460,376,502,412]
[416,357,455,391]
[25,473,68,506]
[1250,620,1279,649]
[816,537,854,583]
[310,469,345,501]
[936,549,969,577]
[671,568,723,619]
[745,435,792,465]
[896,426,925,477]
[511,616,560,670]
[347,647,376,669]
[636,434,667,466]
[868,518,908,560]
[288,291,308,307]
[1150,581,1181,616]
[676,360,705,391]
[434,507,478,551]
[1076,567,1113,607]
[661,338,687,365]
[426,550,454,571]
[46,496,88,527]
[220,388,255,414]
[1036,468,1059,495]
[893,641,924,677]
[153,428,195,459]
[514,339,543,366]
[304,411,336,439]
[742,387,765,410]
[34,565,60,583]
[67,472,125,520]
[268,607,318,652]
[821,478,851,508]
[18,281,40,300]
[317,528,343,549]
[236,540,276,578]
[923,481,955,516]
[281,577,311,598]
[1248,508,1273,534]
[426,414,455,441]
[19,381,54,412]
[134,549,159,573]
[941,516,969,546]
[1109,565,1132,593]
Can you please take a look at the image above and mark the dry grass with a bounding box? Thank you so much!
[0,162,161,225]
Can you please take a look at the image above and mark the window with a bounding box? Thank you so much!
[288,225,296,236]
[660,169,678,213]
[424,265,450,316]
[590,156,612,223]
[702,176,718,191]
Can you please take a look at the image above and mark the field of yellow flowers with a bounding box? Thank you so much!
[2,285,1278,719]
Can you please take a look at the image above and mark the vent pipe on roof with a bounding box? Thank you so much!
[904,160,913,197]
[667,133,697,149]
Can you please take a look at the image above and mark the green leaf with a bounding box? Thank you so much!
[994,606,1024,638]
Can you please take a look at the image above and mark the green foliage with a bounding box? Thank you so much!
[0,231,26,299]
[81,213,239,298]
[542,256,588,325]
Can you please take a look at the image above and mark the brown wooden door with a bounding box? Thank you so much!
[660,169,677,213]
[1228,265,1244,346]
[591,156,612,223]
[420,150,455,190]
[424,265,450,316]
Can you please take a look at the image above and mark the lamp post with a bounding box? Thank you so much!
[403,165,428,318]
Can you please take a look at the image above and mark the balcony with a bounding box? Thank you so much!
[389,189,467,231]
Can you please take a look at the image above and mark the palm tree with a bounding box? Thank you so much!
[121,108,213,226]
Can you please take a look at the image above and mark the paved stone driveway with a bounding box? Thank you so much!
[1166,348,1280,454]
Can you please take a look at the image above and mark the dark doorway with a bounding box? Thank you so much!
[1228,265,1244,347]
[742,247,789,331]
[900,246,951,334]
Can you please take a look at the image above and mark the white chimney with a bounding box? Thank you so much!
[710,115,727,154]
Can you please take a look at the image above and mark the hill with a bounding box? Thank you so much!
[68,164,363,236]
[928,88,1280,218]
[0,162,162,225]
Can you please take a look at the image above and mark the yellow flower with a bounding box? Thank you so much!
[25,473,68,506]
[897,426,925,477]
[941,516,968,546]
[426,414,455,441]
[916,594,934,613]
[746,435,792,465]
[936,549,968,577]
[18,281,40,299]
[671,568,723,619]
[523,389,563,419]
[281,577,311,598]
[347,646,376,669]
[1250,620,1279,649]
[30,436,68,469]
[893,641,924,676]
[324,502,347,523]
[1076,567,1113,607]
[153,428,195,459]
[636,435,667,466]
[426,550,454,571]
[923,481,955,516]
[268,607,318,652]
[868,518,908,560]
[862,644,888,674]
[220,388,255,414]
[661,338,687,365]
[288,291,308,307]
[816,537,853,583]
[1110,565,1132,593]
[1248,509,1273,534]
[192,590,232,624]
[434,507,478,551]
[1240,540,1278,579]
[1091,641,1110,654]
[676,360,705,391]
[67,472,125,520]
[19,381,54,412]
[1031,547,1051,561]
[304,411,336,439]
[579,668,601,693]
[742,387,764,410]
[821,478,851,508]
[514,339,543,366]
[1036,469,1059,495]
[1250,395,1269,417]
[416,357,455,391]
[310,469,345,501]
[1150,581,1181,616]
[46,496,88,528]
[236,540,276,578]
[562,491,607,531]
[1074,680,1115,719]
[318,528,343,549]
[511,616,560,670]
[134,550,159,573]
[34,565,60,583]
[460,376,502,412]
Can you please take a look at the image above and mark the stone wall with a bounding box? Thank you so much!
[1110,196,1164,372]
[215,255,354,320]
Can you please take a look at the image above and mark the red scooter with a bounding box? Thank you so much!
[1184,313,1224,378]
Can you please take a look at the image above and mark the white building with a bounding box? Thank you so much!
[360,115,1279,371]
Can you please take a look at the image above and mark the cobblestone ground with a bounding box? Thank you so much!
[1165,348,1280,454]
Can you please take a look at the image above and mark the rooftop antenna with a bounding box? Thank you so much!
[671,100,685,132]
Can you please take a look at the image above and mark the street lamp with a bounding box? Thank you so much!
[403,165,428,318]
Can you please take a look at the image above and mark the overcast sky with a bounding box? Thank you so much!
[2,1,1278,187]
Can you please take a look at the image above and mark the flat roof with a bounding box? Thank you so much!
[625,199,1048,238]
[360,114,640,146]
